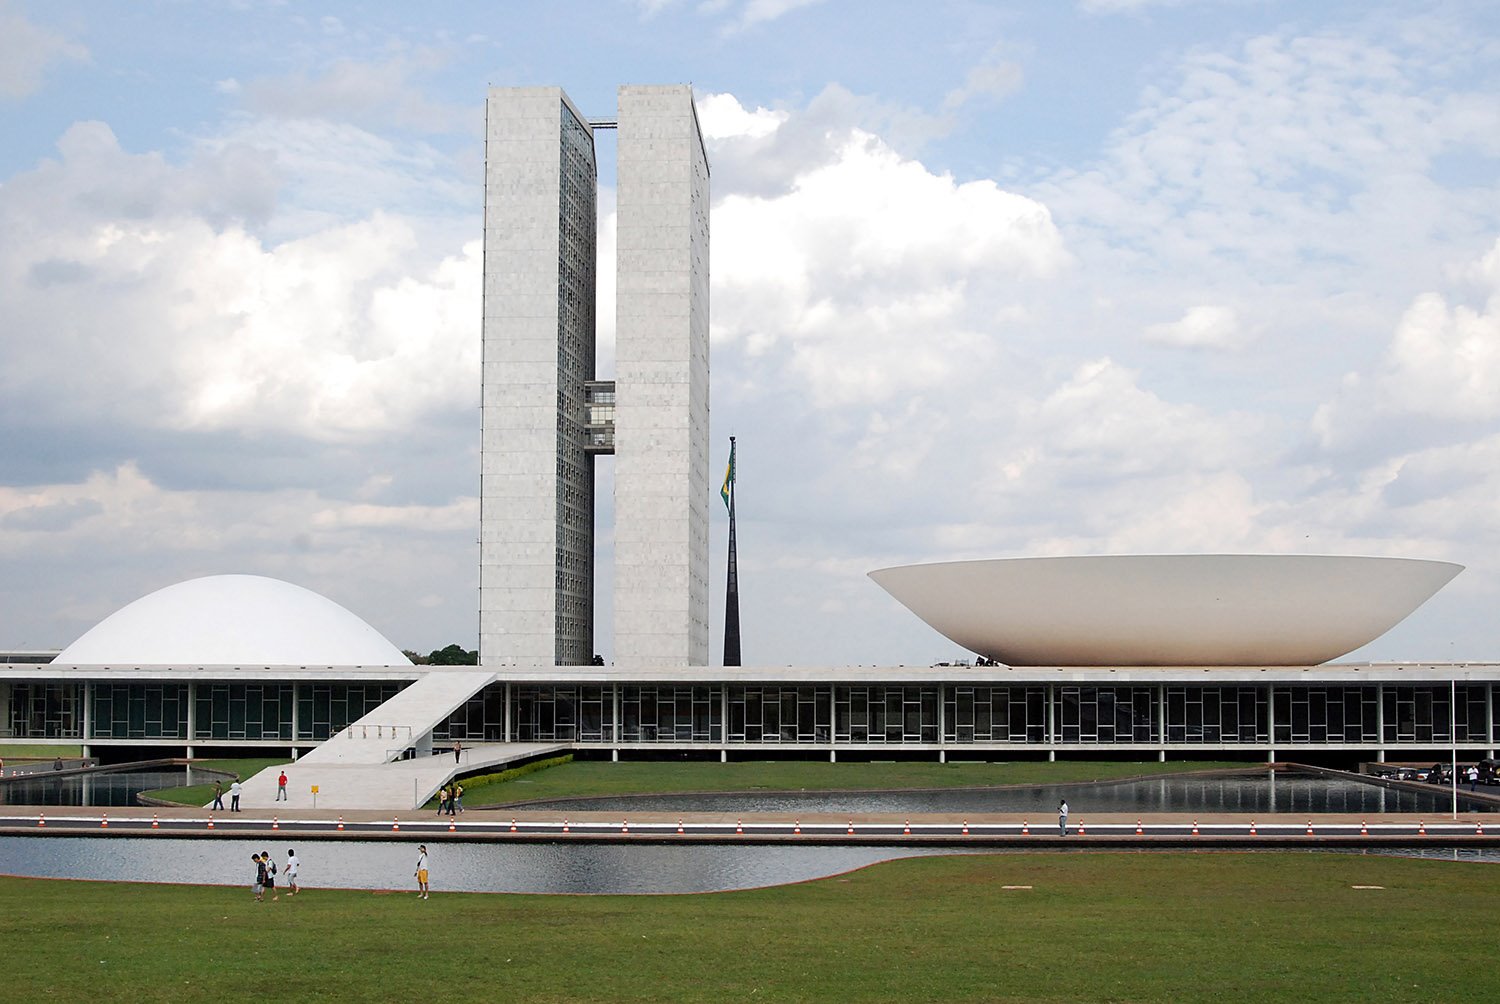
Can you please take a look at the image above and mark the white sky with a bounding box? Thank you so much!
[1,0,1497,664]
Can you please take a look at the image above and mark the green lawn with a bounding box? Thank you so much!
[142,757,286,806]
[1,852,1493,1002]
[467,757,1249,805]
[0,743,83,759]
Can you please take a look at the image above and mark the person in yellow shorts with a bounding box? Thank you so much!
[414,845,430,900]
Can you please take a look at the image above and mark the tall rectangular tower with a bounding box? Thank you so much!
[480,87,598,666]
[613,84,712,668]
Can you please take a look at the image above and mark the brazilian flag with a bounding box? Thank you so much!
[720,440,735,511]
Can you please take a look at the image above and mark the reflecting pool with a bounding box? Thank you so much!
[509,772,1497,816]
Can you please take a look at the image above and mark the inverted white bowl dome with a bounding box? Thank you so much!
[868,555,1462,667]
[56,574,412,666]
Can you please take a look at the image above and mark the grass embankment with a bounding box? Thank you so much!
[2,853,1495,1002]
[142,757,285,806]
[470,758,1246,806]
[0,744,83,760]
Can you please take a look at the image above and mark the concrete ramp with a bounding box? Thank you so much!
[298,668,495,766]
[235,742,570,811]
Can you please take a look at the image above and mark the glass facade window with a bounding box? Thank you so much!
[296,683,407,742]
[944,686,1046,743]
[833,686,938,744]
[5,682,83,739]
[93,683,187,740]
[730,686,829,743]
[1057,686,1156,744]
[5,677,1498,751]
[1165,686,1269,744]
[622,685,717,743]
[435,684,509,742]
[195,683,293,741]
[513,685,609,742]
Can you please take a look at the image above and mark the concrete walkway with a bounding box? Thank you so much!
[297,668,495,766]
[235,742,568,811]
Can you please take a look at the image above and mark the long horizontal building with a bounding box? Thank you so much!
[5,661,1499,763]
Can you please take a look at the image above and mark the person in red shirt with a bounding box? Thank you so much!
[276,770,289,801]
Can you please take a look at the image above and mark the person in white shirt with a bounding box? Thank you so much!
[414,845,430,900]
[230,779,242,811]
[285,848,300,896]
[1058,799,1069,836]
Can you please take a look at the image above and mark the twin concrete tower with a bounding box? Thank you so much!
[480,85,710,668]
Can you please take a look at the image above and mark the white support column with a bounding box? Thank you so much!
[81,681,92,749]
[186,682,197,752]
[289,682,298,753]
[1487,683,1494,760]
[937,683,947,763]
[1266,684,1276,763]
[503,683,512,743]
[1046,684,1055,760]
[1377,682,1385,762]
[614,684,622,751]
[719,683,728,756]
[1157,683,1166,761]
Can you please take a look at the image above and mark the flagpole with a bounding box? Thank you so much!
[723,437,742,667]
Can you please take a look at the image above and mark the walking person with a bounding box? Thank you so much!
[252,853,265,903]
[1058,799,1069,836]
[447,783,458,817]
[285,848,300,897]
[211,780,225,811]
[230,779,242,812]
[262,849,279,901]
[1468,764,1480,791]
[276,770,289,801]
[453,782,464,814]
[436,786,448,816]
[414,845,430,900]
[453,740,462,764]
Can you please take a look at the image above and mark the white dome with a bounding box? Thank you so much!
[56,574,413,666]
[869,555,1463,667]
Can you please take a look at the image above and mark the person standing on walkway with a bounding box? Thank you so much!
[453,740,462,764]
[252,853,265,903]
[1468,764,1480,791]
[285,848,300,896]
[1058,799,1069,836]
[414,845,430,900]
[211,781,224,810]
[230,779,242,812]
[276,771,289,801]
[436,786,448,815]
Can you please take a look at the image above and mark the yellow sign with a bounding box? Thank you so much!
[310,785,319,794]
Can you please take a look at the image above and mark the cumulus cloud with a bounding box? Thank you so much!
[1143,304,1243,349]
[0,120,480,445]
[1312,237,1500,448]
[0,2,87,99]
[704,95,1067,407]
[0,463,477,648]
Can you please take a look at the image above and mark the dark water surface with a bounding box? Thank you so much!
[0,769,190,807]
[515,773,1498,816]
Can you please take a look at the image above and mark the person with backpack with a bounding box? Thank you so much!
[262,849,279,901]
[436,786,449,815]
